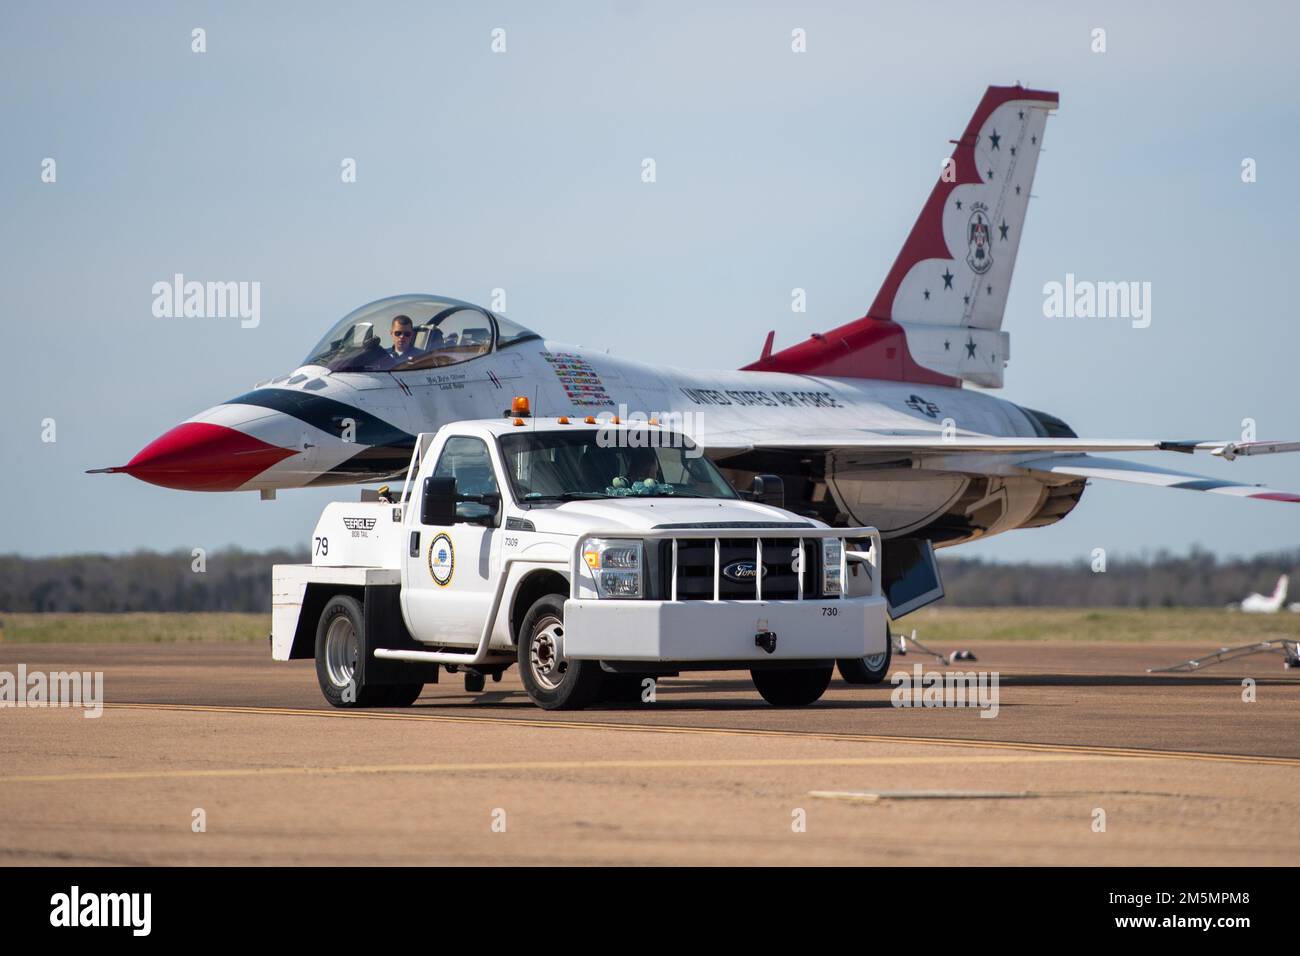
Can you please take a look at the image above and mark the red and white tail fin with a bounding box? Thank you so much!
[745,85,1058,388]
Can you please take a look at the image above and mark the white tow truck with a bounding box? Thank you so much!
[271,409,888,710]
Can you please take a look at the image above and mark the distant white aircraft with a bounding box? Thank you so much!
[1234,575,1289,613]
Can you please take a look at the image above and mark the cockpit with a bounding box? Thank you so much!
[302,294,540,373]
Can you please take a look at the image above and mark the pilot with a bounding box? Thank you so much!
[385,315,420,364]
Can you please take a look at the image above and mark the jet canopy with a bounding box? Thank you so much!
[303,294,539,373]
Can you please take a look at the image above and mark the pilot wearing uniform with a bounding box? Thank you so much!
[385,315,420,365]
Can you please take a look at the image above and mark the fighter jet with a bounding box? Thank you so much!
[92,85,1300,617]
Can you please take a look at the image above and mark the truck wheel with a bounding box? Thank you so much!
[315,595,404,708]
[837,625,893,685]
[751,665,834,706]
[517,594,604,710]
[382,683,424,707]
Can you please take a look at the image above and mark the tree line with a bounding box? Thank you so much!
[0,546,1295,612]
[937,546,1298,607]
[0,549,306,613]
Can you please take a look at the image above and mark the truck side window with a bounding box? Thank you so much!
[433,437,500,524]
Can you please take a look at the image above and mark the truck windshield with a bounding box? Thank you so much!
[499,430,738,502]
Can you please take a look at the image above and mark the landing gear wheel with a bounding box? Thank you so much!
[837,625,893,685]
[315,595,421,708]
[751,664,834,706]
[517,594,604,710]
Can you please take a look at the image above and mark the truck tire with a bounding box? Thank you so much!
[517,594,604,710]
[315,595,422,708]
[382,683,425,707]
[751,664,834,706]
[837,625,893,685]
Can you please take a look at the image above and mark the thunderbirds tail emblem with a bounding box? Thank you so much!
[967,202,993,275]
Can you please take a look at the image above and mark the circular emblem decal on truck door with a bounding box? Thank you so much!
[428,533,454,586]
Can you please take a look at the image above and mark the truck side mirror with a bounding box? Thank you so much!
[751,474,785,509]
[421,476,458,526]
[456,493,501,527]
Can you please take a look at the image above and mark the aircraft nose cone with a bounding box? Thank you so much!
[121,422,297,491]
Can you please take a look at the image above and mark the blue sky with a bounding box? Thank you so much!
[2,1,1298,563]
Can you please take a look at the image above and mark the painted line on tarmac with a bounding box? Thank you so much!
[1,753,1118,785]
[808,789,1179,802]
[98,702,1300,768]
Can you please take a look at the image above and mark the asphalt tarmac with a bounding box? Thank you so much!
[1,640,1297,865]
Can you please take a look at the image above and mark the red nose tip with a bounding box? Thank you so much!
[120,422,296,491]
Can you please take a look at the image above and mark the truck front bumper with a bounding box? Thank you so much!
[562,596,888,663]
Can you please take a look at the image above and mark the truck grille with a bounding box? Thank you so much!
[654,537,822,601]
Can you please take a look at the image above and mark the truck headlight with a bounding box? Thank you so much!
[582,538,644,599]
[821,538,843,596]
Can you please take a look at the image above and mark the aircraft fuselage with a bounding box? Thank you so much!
[123,337,1074,546]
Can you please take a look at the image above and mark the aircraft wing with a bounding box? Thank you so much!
[1017,454,1300,503]
[699,432,1300,502]
[702,434,1300,460]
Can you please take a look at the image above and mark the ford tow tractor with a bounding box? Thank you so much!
[271,412,888,710]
